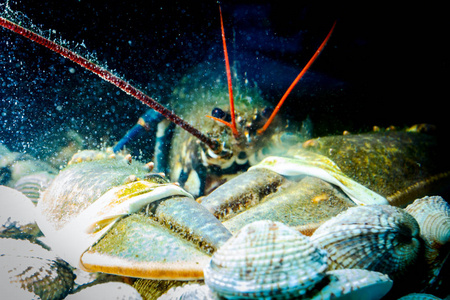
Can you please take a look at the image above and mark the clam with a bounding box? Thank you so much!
[404,196,450,288]
[0,238,75,300]
[310,205,421,280]
[36,150,232,279]
[13,171,55,203]
[203,220,392,300]
[204,220,329,299]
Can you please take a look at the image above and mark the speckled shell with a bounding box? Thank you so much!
[204,220,328,299]
[310,205,421,280]
[0,238,75,300]
[405,196,450,248]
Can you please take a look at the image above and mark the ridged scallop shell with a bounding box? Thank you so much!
[0,238,75,300]
[204,220,328,299]
[13,171,55,203]
[405,196,450,248]
[310,205,421,279]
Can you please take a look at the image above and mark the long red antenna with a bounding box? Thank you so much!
[0,15,220,151]
[219,6,239,137]
[258,21,336,134]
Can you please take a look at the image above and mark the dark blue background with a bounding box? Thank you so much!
[0,1,447,157]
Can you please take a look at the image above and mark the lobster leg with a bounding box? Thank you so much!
[113,109,174,173]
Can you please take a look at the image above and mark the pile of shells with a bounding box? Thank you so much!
[200,220,392,300]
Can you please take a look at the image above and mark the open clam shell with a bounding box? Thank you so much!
[310,205,421,280]
[204,220,328,299]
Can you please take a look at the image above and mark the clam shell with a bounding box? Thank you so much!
[0,238,75,300]
[310,205,421,279]
[204,220,328,299]
[13,171,55,203]
[405,196,450,248]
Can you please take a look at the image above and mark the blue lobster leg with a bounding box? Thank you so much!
[113,109,174,173]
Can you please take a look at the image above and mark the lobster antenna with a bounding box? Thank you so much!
[0,14,220,151]
[258,21,337,134]
[219,6,238,137]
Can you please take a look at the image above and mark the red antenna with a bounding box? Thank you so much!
[258,21,337,134]
[0,15,220,152]
[206,6,239,138]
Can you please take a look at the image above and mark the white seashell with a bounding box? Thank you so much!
[311,269,393,300]
[405,196,450,248]
[204,220,328,299]
[65,282,142,300]
[0,238,74,300]
[310,205,421,280]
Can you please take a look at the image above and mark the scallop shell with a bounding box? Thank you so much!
[13,171,55,203]
[204,220,328,299]
[405,196,450,248]
[0,238,75,300]
[310,205,421,279]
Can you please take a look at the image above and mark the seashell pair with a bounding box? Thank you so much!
[310,205,421,280]
[405,196,450,289]
[202,220,392,300]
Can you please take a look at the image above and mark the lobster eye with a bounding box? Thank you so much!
[212,107,231,122]
[261,106,274,119]
[212,107,226,119]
